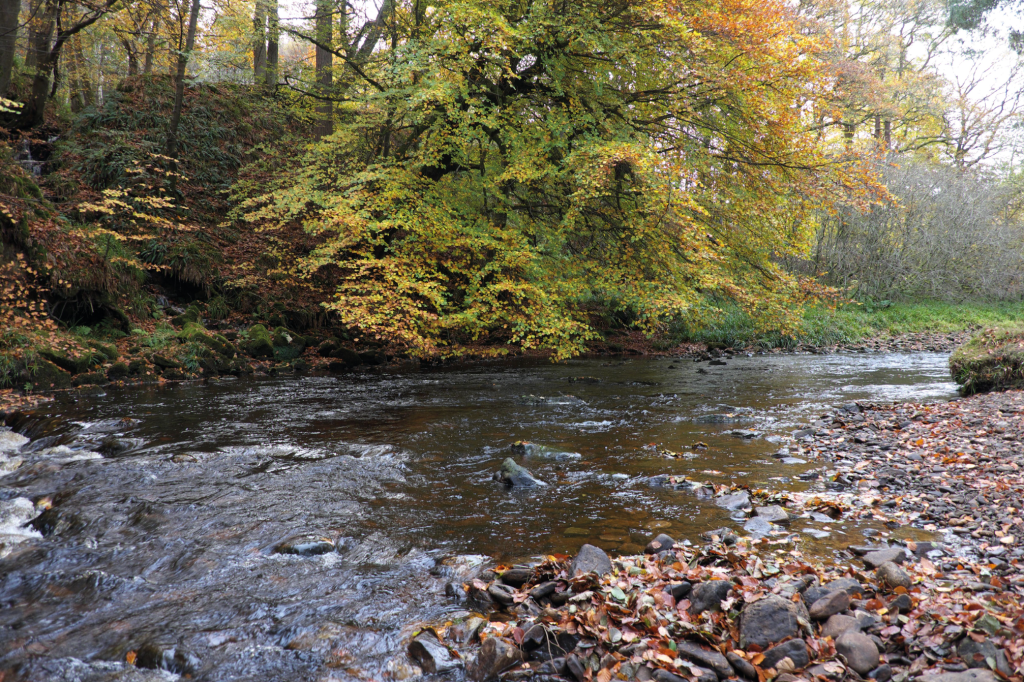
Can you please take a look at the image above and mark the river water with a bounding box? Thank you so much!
[0,353,956,681]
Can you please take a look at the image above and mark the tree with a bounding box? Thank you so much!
[240,0,874,359]
[252,0,266,81]
[312,0,332,138]
[165,0,201,178]
[0,0,17,94]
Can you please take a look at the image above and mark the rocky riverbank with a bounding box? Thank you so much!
[417,390,1024,682]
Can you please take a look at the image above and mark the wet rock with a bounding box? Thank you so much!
[665,582,692,600]
[645,533,676,554]
[688,579,733,616]
[862,547,905,569]
[875,561,911,589]
[409,631,461,674]
[0,429,29,454]
[921,671,999,682]
[467,636,524,682]
[727,652,758,680]
[536,657,569,675]
[743,517,774,536]
[809,590,850,620]
[821,614,860,639]
[958,638,1011,675]
[655,668,715,682]
[98,436,132,457]
[510,441,582,461]
[716,492,751,511]
[107,362,130,380]
[521,624,578,662]
[500,567,532,587]
[494,458,547,487]
[835,631,879,675]
[740,594,806,648]
[755,505,791,523]
[30,507,84,537]
[467,584,495,612]
[529,581,558,600]
[676,641,734,679]
[273,534,335,556]
[569,544,612,577]
[761,639,809,672]
[487,582,515,606]
[566,654,588,682]
[135,642,201,676]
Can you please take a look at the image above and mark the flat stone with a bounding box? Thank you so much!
[740,594,805,649]
[688,579,733,616]
[468,636,524,681]
[676,641,734,679]
[743,517,774,536]
[569,544,612,577]
[810,591,850,620]
[803,577,864,606]
[761,640,809,672]
[716,492,751,511]
[920,671,999,682]
[655,667,716,682]
[645,533,676,554]
[835,631,879,675]
[755,505,791,523]
[875,561,912,589]
[408,632,461,674]
[821,614,860,639]
[529,581,558,600]
[499,568,532,587]
[273,534,335,556]
[888,594,912,613]
[862,547,906,569]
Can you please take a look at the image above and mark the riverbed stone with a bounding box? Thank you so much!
[810,590,850,620]
[499,567,532,587]
[740,594,805,648]
[666,582,692,600]
[726,652,758,680]
[835,631,879,675]
[761,639,809,672]
[409,632,461,674]
[688,579,733,615]
[494,458,547,487]
[870,664,893,682]
[569,544,612,577]
[716,492,751,511]
[821,614,860,639]
[876,561,912,589]
[676,641,734,679]
[645,533,676,554]
[274,534,335,556]
[655,667,716,682]
[510,441,582,461]
[958,638,1011,675]
[803,577,863,606]
[862,547,906,569]
[467,636,523,682]
[743,517,774,536]
[921,670,999,682]
[755,505,791,523]
[0,430,28,454]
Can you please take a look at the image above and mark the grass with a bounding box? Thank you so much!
[670,300,1024,349]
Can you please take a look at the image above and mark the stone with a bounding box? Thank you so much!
[655,667,716,682]
[535,658,568,676]
[135,642,201,676]
[676,641,734,679]
[809,591,850,620]
[726,652,758,680]
[755,505,791,523]
[468,636,523,682]
[688,579,733,616]
[408,632,461,674]
[665,582,692,600]
[466,584,495,612]
[0,430,28,454]
[569,544,612,577]
[740,594,805,649]
[835,631,879,675]
[716,492,751,511]
[958,639,1012,675]
[875,561,912,589]
[273,534,335,556]
[888,594,912,613]
[494,458,547,487]
[761,640,809,672]
[510,441,582,461]
[803,577,863,606]
[743,517,774,536]
[521,624,577,662]
[821,614,860,639]
[530,581,558,600]
[645,533,676,554]
[98,436,132,457]
[920,670,999,682]
[862,547,906,569]
[566,654,588,682]
[487,583,515,606]
[806,664,845,681]
[869,664,892,682]
[500,568,532,587]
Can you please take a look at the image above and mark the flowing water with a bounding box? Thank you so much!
[0,353,957,681]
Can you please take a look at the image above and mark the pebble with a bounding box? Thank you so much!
[821,614,860,639]
[835,631,880,675]
[809,591,850,620]
[761,639,809,672]
[875,561,912,589]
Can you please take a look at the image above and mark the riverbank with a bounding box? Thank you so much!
[427,390,1024,682]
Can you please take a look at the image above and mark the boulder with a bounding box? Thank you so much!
[876,561,912,589]
[467,637,523,682]
[273,534,335,556]
[244,324,274,358]
[761,640,809,672]
[835,631,879,675]
[688,580,733,616]
[665,582,692,600]
[494,458,547,487]
[809,591,850,620]
[740,594,806,649]
[408,632,460,674]
[569,544,612,577]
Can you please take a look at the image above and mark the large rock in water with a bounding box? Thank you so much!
[494,458,547,487]
[569,544,612,577]
[408,632,461,674]
[740,594,807,648]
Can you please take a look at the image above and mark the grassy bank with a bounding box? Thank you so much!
[671,300,1024,349]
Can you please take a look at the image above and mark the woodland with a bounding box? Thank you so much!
[1,0,1024,388]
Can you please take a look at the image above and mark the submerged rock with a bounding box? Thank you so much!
[408,631,461,674]
[494,458,547,487]
[510,441,582,461]
[273,533,336,556]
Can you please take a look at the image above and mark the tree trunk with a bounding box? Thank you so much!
[252,0,266,83]
[21,0,56,126]
[69,33,92,112]
[0,0,18,94]
[143,15,159,74]
[313,0,332,139]
[166,0,201,181]
[265,0,277,86]
[24,0,45,69]
[122,38,138,76]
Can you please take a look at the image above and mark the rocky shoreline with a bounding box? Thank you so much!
[416,390,1024,682]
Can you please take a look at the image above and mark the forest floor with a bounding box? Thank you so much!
[428,390,1024,682]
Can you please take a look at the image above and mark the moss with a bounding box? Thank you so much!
[171,304,202,327]
[178,322,235,357]
[244,324,274,358]
[31,358,73,390]
[72,372,107,387]
[86,340,119,361]
[950,327,1024,395]
[38,348,100,374]
[107,362,130,380]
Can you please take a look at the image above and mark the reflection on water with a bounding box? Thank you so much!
[0,353,956,680]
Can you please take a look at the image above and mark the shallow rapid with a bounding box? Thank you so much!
[0,353,956,681]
